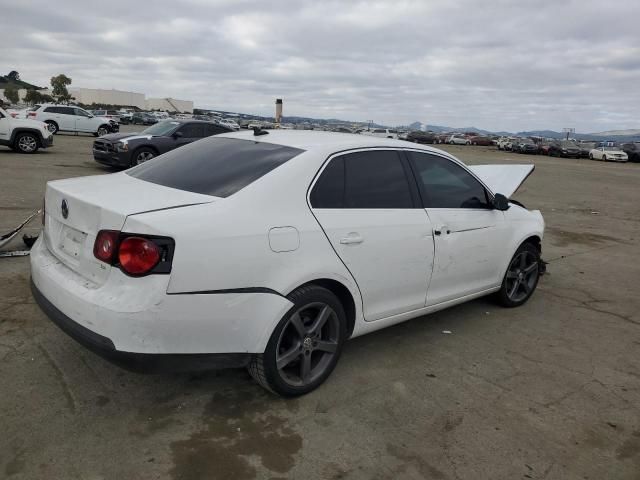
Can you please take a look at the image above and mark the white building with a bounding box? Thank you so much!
[69,88,147,109]
[146,97,194,113]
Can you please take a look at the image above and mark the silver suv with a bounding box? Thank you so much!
[27,104,118,136]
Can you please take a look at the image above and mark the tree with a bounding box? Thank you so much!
[50,74,72,102]
[24,89,41,105]
[7,71,20,81]
[3,84,20,104]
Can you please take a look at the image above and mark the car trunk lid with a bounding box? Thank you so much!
[44,172,214,286]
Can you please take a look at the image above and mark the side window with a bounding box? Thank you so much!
[310,157,345,208]
[178,123,204,138]
[74,108,90,117]
[311,151,413,209]
[44,106,60,114]
[204,124,228,136]
[61,107,76,116]
[408,152,490,209]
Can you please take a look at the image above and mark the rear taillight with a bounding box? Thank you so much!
[93,230,173,277]
[93,230,120,263]
[118,237,160,276]
[28,112,36,118]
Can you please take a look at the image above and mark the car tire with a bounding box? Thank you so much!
[496,242,540,308]
[602,155,607,161]
[131,147,157,166]
[248,284,347,397]
[14,132,39,154]
[95,125,110,137]
[44,121,58,135]
[589,154,593,159]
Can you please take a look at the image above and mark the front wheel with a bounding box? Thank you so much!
[15,133,39,153]
[589,153,593,159]
[602,155,607,161]
[95,125,110,137]
[496,242,540,307]
[248,285,347,396]
[131,147,156,166]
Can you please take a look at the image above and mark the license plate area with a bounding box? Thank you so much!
[58,225,87,261]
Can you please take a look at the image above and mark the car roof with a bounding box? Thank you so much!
[217,129,453,154]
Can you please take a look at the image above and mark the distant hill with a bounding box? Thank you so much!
[0,75,41,90]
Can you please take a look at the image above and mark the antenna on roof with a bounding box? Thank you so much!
[253,127,269,136]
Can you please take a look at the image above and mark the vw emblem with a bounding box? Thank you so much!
[61,199,69,219]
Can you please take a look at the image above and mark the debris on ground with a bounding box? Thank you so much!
[22,234,39,248]
[0,209,41,249]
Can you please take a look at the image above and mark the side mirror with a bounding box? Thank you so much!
[173,131,183,139]
[493,193,510,211]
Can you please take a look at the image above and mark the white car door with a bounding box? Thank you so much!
[310,149,435,321]
[73,108,95,133]
[406,150,509,305]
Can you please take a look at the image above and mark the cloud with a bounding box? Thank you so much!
[2,0,639,132]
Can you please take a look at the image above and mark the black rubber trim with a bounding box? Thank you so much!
[167,287,284,296]
[31,279,252,373]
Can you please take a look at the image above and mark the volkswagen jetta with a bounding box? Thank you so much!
[31,131,544,396]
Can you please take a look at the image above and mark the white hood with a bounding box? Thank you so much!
[468,164,535,198]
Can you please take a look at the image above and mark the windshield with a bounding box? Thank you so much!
[602,146,619,151]
[142,121,180,136]
[561,141,577,148]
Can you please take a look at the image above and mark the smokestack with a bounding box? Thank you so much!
[275,98,283,125]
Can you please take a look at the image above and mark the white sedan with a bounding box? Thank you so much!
[448,135,471,145]
[589,146,628,162]
[31,131,544,396]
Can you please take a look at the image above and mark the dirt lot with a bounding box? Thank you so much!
[1,128,639,479]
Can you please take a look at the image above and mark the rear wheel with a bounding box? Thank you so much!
[248,285,347,396]
[44,121,58,134]
[15,133,39,153]
[131,147,156,166]
[496,242,540,307]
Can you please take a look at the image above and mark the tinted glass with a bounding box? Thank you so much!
[310,157,345,208]
[74,108,90,117]
[142,121,179,136]
[128,137,304,198]
[344,151,412,208]
[204,124,231,136]
[179,123,205,138]
[408,152,490,209]
[44,106,60,113]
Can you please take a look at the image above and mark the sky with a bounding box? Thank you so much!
[1,0,639,132]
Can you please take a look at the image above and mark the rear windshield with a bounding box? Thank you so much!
[127,137,304,198]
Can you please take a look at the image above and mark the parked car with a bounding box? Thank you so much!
[548,141,581,158]
[117,110,134,125]
[362,128,399,139]
[497,137,513,150]
[470,136,492,146]
[447,135,470,145]
[27,104,118,136]
[32,131,544,396]
[132,112,158,125]
[539,143,552,155]
[620,142,640,162]
[512,139,539,154]
[218,119,241,131]
[93,119,232,168]
[406,131,436,144]
[588,146,628,162]
[92,110,121,123]
[0,106,54,153]
[578,142,597,158]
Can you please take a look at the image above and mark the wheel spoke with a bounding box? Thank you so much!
[519,253,527,269]
[524,262,538,275]
[522,281,532,294]
[300,353,312,382]
[309,305,331,335]
[506,270,518,279]
[508,279,520,299]
[289,312,306,338]
[315,340,337,353]
[277,343,301,370]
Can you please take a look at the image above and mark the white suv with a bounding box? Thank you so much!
[0,107,53,153]
[27,104,118,136]
[361,128,399,139]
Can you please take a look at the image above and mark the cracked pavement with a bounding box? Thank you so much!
[0,130,639,479]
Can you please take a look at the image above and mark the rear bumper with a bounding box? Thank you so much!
[31,280,251,372]
[30,236,293,358]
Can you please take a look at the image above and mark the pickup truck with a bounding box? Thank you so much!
[0,107,53,153]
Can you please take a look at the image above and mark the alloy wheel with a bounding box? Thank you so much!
[275,302,340,387]
[505,251,539,302]
[18,135,37,153]
[135,151,155,164]
[97,127,108,137]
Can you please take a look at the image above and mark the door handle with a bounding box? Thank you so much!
[434,225,450,236]
[340,233,364,245]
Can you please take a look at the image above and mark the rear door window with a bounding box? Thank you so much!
[310,150,413,208]
[128,137,304,198]
[178,123,205,138]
